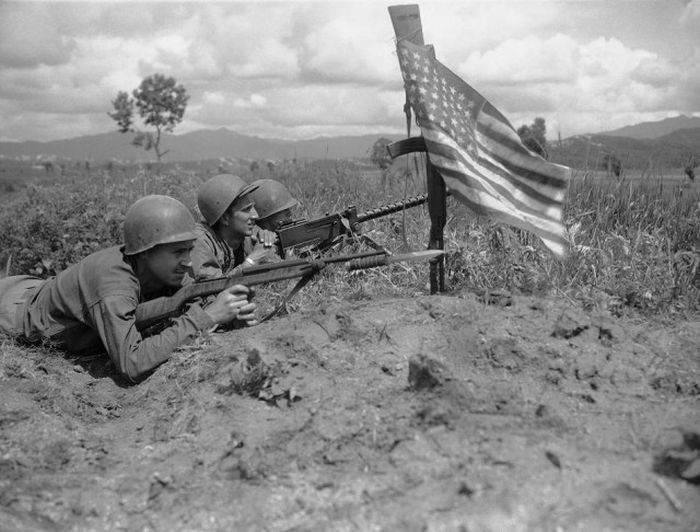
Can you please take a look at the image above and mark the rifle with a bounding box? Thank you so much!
[135,249,443,331]
[275,193,430,257]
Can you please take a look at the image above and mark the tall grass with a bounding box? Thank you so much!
[558,172,699,315]
[0,162,697,317]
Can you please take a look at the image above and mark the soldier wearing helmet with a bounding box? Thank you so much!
[248,179,299,232]
[190,174,278,281]
[0,195,256,382]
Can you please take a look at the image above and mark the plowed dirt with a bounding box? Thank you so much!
[1,292,699,531]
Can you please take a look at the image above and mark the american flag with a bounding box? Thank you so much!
[397,40,571,257]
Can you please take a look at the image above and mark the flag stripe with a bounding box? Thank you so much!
[424,126,564,214]
[441,173,568,244]
[477,135,568,202]
[436,163,564,236]
[460,140,564,208]
[427,147,568,244]
[477,111,569,181]
[396,39,571,257]
[476,112,570,189]
[479,104,536,158]
[445,184,568,255]
[478,147,567,204]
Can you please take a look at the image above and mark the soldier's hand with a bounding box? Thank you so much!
[236,300,258,327]
[256,229,278,248]
[246,240,280,266]
[205,285,257,325]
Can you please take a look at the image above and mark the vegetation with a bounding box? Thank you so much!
[369,137,394,170]
[0,160,697,319]
[517,117,548,159]
[109,73,189,163]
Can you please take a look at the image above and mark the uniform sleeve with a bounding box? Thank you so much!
[226,263,246,278]
[223,236,253,277]
[191,236,224,280]
[88,294,215,382]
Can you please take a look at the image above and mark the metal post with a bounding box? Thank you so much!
[387,137,446,293]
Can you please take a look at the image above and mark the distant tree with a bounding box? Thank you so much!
[684,155,697,182]
[369,137,394,170]
[108,73,189,163]
[517,117,548,159]
[602,153,623,178]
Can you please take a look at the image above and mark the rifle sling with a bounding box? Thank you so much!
[258,272,317,323]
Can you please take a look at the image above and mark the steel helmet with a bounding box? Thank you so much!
[197,174,259,226]
[123,195,198,255]
[249,179,299,221]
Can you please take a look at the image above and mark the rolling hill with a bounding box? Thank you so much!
[549,126,699,171]
[0,129,401,163]
[599,115,700,139]
[1,115,698,169]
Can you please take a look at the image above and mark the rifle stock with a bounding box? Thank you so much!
[134,250,443,331]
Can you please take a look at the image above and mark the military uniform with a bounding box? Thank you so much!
[190,221,255,280]
[0,246,213,381]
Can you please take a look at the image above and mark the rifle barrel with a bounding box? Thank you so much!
[135,250,444,331]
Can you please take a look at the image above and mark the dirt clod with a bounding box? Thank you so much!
[407,353,451,389]
[552,308,590,338]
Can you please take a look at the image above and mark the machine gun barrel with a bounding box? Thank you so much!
[356,193,428,224]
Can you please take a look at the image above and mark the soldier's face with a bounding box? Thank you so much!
[143,241,194,287]
[228,199,259,237]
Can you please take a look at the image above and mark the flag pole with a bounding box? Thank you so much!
[388,4,446,294]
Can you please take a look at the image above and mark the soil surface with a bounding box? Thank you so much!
[1,292,699,532]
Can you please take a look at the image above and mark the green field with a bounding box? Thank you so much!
[0,158,698,317]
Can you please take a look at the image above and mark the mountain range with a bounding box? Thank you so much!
[0,129,399,163]
[598,115,700,139]
[551,116,700,170]
[0,115,698,166]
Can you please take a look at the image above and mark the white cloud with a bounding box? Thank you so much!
[570,38,665,114]
[458,34,578,85]
[233,94,268,109]
[453,34,683,132]
[203,91,226,105]
[680,0,700,23]
[302,16,397,84]
[631,57,678,87]
[0,103,114,143]
[186,4,302,80]
[674,47,700,110]
[419,1,564,61]
[186,84,405,139]
[0,1,697,142]
[235,39,300,79]
[0,3,75,68]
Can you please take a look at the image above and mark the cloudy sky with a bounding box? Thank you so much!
[1,0,698,143]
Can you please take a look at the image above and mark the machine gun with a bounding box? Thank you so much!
[275,193,430,257]
[135,249,443,331]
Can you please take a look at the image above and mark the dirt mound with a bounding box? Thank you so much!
[1,293,699,531]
